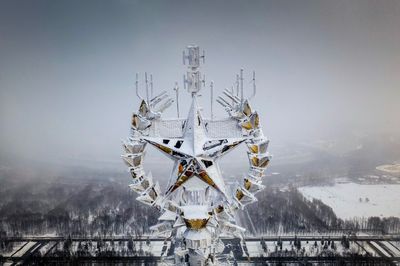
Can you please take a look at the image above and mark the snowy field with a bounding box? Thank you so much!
[299,183,400,219]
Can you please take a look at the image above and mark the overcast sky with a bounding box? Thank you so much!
[1,0,399,167]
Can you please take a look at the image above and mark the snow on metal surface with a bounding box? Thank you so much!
[122,45,270,265]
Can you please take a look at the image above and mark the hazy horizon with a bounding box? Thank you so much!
[1,0,400,168]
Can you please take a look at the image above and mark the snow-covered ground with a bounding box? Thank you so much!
[299,183,400,219]
[369,241,392,257]
[245,241,264,257]
[382,241,400,256]
[0,241,27,257]
[12,241,37,257]
[358,241,376,256]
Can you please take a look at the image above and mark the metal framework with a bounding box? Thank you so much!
[122,45,271,265]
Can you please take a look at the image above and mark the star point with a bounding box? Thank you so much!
[143,96,246,201]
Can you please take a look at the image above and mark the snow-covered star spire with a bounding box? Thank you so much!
[182,96,207,156]
[142,95,245,201]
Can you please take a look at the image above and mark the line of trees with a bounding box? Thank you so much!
[247,187,400,234]
[1,176,399,238]
[0,180,158,238]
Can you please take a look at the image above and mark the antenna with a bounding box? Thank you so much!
[217,96,232,108]
[135,73,143,100]
[216,98,227,108]
[150,92,168,106]
[223,88,240,104]
[249,71,256,100]
[155,98,174,113]
[174,82,180,118]
[145,72,149,104]
[201,50,205,64]
[183,45,204,96]
[236,74,239,96]
[210,81,214,120]
[230,86,235,106]
[240,68,244,105]
[150,74,154,100]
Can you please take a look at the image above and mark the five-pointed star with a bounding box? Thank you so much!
[142,97,245,200]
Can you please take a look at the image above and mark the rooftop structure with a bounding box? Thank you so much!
[122,45,271,265]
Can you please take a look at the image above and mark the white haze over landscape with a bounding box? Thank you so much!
[1,0,400,222]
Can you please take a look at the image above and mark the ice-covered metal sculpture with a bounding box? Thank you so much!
[122,45,270,265]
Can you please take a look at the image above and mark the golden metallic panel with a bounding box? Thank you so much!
[168,174,190,194]
[199,171,217,189]
[139,100,149,116]
[155,144,172,155]
[241,120,253,130]
[244,179,251,190]
[168,162,194,193]
[250,156,259,167]
[252,112,260,128]
[184,218,209,229]
[236,189,244,201]
[215,205,224,213]
[248,144,258,153]
[178,163,184,173]
[178,174,190,184]
[131,114,139,129]
[222,142,242,154]
[250,154,270,168]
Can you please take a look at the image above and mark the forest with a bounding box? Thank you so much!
[1,168,399,239]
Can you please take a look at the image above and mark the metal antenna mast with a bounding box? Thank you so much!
[150,74,154,100]
[174,82,180,118]
[236,74,240,96]
[135,73,143,100]
[249,71,257,100]
[145,72,150,103]
[231,86,235,106]
[240,68,244,105]
[183,45,205,97]
[210,81,214,120]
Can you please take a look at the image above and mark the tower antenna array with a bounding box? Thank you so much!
[183,45,205,97]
